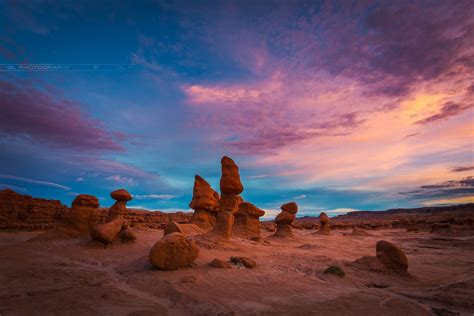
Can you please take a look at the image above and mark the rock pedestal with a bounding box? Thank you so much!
[209,156,243,240]
[189,175,219,231]
[273,202,298,238]
[66,194,101,232]
[315,212,330,235]
[233,202,265,239]
[107,189,132,221]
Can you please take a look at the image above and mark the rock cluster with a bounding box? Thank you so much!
[149,232,200,270]
[273,202,298,238]
[315,212,330,235]
[189,175,220,231]
[91,189,135,245]
[0,189,68,229]
[233,202,265,239]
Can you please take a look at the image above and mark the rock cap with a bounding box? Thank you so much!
[281,202,298,214]
[111,189,132,202]
[72,194,99,208]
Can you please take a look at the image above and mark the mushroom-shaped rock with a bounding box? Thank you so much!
[272,202,298,238]
[111,189,132,202]
[72,194,99,208]
[220,156,243,195]
[376,240,408,272]
[233,202,265,239]
[149,232,200,270]
[189,175,219,212]
[281,202,298,214]
[91,217,128,245]
[315,212,330,235]
[275,210,296,224]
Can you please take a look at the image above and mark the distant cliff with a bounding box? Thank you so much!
[0,189,191,230]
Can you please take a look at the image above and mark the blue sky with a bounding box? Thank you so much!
[0,0,473,217]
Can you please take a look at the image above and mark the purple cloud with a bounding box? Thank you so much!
[0,80,125,152]
[414,102,473,125]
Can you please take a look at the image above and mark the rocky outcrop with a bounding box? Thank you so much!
[209,156,243,240]
[149,232,200,270]
[122,209,192,229]
[65,194,101,232]
[315,212,330,235]
[376,240,408,272]
[272,202,298,238]
[90,217,129,245]
[233,202,265,239]
[164,221,203,237]
[189,175,219,230]
[0,189,68,229]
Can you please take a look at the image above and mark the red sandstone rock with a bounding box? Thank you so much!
[164,221,202,237]
[91,217,128,245]
[230,256,257,269]
[107,201,128,220]
[119,228,136,243]
[219,194,240,215]
[149,232,200,270]
[0,189,68,230]
[189,175,219,212]
[281,202,298,214]
[110,189,132,202]
[220,156,243,195]
[376,240,408,272]
[210,258,231,269]
[233,202,265,239]
[315,212,330,235]
[72,194,99,208]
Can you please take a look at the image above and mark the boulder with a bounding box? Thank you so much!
[230,256,257,269]
[376,240,408,272]
[72,194,99,208]
[66,202,100,232]
[149,232,200,270]
[119,228,137,243]
[189,175,219,212]
[91,217,128,245]
[111,189,132,202]
[220,156,243,194]
[281,202,298,214]
[164,221,203,237]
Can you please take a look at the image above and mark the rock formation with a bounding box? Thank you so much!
[149,232,200,270]
[209,156,243,240]
[210,258,232,269]
[272,202,298,238]
[164,220,202,237]
[376,240,408,272]
[64,194,101,232]
[90,217,129,245]
[107,189,132,220]
[0,189,68,229]
[315,212,330,235]
[91,189,133,245]
[233,202,265,239]
[189,175,219,230]
[230,256,257,269]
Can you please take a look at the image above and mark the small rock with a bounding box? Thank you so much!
[376,240,408,272]
[210,259,231,269]
[324,266,345,278]
[149,232,200,270]
[119,228,136,243]
[230,256,256,269]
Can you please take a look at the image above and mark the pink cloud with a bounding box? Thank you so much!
[0,80,126,152]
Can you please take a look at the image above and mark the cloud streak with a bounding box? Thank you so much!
[0,174,70,190]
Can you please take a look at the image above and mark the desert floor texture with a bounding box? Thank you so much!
[1,227,473,316]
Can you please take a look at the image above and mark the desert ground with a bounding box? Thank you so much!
[1,225,473,316]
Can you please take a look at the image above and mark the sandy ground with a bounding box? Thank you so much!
[1,227,473,315]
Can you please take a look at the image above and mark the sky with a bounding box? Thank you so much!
[0,0,473,218]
